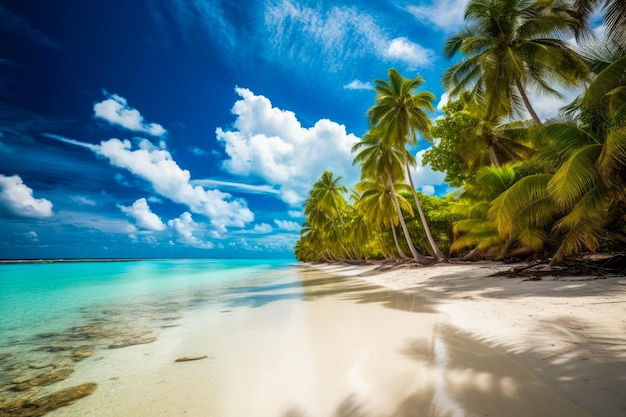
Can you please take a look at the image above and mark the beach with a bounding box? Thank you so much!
[313,261,626,417]
[2,260,625,417]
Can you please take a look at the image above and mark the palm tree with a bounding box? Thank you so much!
[575,0,626,46]
[309,170,348,218]
[302,171,351,261]
[368,68,446,261]
[451,165,519,259]
[352,132,433,264]
[354,176,415,259]
[443,0,589,125]
[488,48,626,263]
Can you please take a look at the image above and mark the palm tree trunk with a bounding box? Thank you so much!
[516,79,542,126]
[390,226,408,259]
[488,145,502,168]
[386,162,432,265]
[405,160,447,262]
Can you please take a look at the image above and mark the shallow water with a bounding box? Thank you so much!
[1,260,591,416]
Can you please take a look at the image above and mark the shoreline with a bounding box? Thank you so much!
[306,261,626,417]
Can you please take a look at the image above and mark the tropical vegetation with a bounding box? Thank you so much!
[295,0,625,265]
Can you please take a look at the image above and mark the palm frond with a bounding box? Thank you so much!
[547,144,603,208]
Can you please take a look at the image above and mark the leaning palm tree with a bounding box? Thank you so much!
[443,0,589,124]
[368,68,446,261]
[354,176,415,259]
[352,132,433,264]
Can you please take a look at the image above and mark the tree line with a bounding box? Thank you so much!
[295,0,626,265]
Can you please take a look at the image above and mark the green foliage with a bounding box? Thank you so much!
[296,2,626,264]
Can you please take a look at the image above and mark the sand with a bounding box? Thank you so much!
[314,261,626,417]
[41,262,626,417]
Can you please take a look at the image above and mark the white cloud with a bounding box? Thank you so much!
[54,210,136,234]
[264,1,433,72]
[94,92,167,137]
[119,198,166,231]
[27,231,39,241]
[384,37,435,69]
[71,195,97,206]
[420,185,435,195]
[253,223,273,233]
[46,134,254,233]
[527,87,582,121]
[274,219,300,232]
[407,0,470,32]
[191,179,280,195]
[288,210,303,218]
[344,80,373,90]
[436,92,449,111]
[168,212,213,248]
[0,174,53,218]
[216,87,360,205]
[407,150,447,192]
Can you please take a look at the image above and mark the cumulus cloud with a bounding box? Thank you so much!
[274,219,300,232]
[168,212,213,248]
[119,198,166,231]
[384,37,435,69]
[436,92,450,111]
[0,174,53,218]
[406,0,470,32]
[343,80,373,90]
[45,134,254,233]
[407,150,447,193]
[527,87,583,121]
[288,210,303,218]
[94,92,167,137]
[216,87,360,205]
[253,223,273,233]
[420,185,435,195]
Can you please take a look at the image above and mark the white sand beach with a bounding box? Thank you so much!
[314,261,626,417]
[39,261,626,417]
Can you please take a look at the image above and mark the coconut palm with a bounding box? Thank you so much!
[354,176,415,259]
[488,48,626,263]
[352,132,433,264]
[368,68,446,261]
[309,170,348,218]
[443,0,589,124]
[302,171,354,261]
[457,92,536,170]
[575,0,626,46]
[452,165,520,258]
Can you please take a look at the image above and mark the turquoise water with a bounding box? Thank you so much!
[0,258,296,348]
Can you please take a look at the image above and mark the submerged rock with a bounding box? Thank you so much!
[35,346,73,353]
[13,369,73,391]
[27,363,54,370]
[71,346,93,360]
[0,354,12,361]
[108,336,156,349]
[0,382,97,417]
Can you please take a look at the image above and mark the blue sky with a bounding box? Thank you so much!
[0,0,586,259]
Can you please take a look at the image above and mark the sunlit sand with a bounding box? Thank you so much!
[38,263,626,416]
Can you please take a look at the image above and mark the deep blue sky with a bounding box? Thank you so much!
[0,0,583,259]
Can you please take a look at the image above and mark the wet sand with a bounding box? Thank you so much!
[38,264,614,416]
